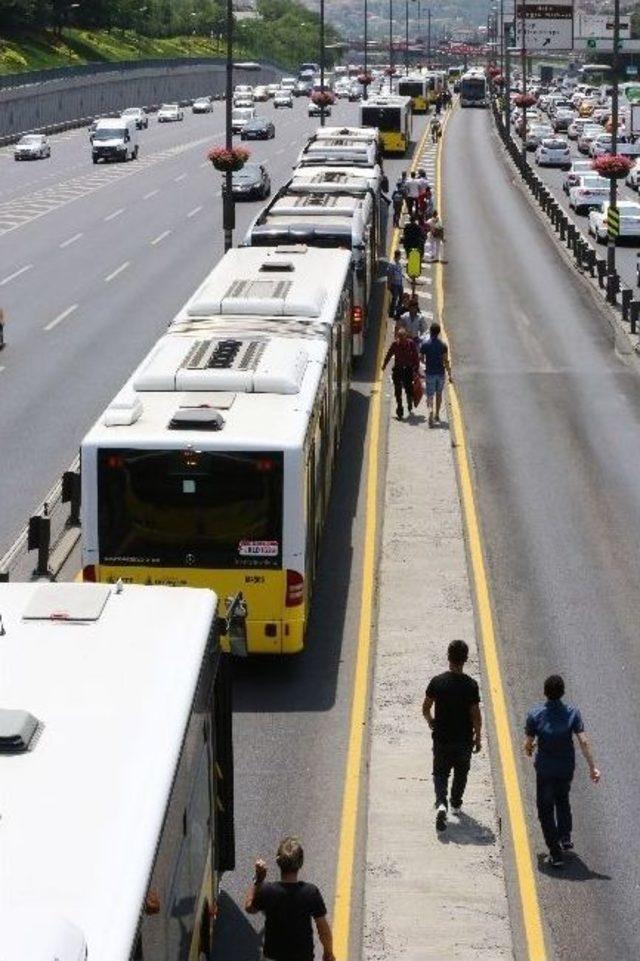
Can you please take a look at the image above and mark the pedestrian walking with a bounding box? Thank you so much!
[386,249,404,317]
[382,326,420,420]
[398,295,427,344]
[391,183,405,227]
[0,308,5,350]
[245,837,336,961]
[405,170,421,217]
[525,675,600,868]
[425,209,444,263]
[430,116,441,143]
[393,290,412,322]
[402,214,425,264]
[423,640,482,832]
[416,168,430,217]
[434,94,442,116]
[420,322,451,428]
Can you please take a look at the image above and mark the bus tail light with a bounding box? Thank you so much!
[285,570,304,607]
[351,305,364,334]
[82,565,96,582]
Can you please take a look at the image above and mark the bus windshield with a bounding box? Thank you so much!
[360,106,402,131]
[98,449,284,569]
[399,81,424,97]
[460,78,486,99]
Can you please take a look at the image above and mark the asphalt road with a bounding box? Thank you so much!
[2,90,425,960]
[0,96,363,552]
[518,124,640,290]
[444,106,640,961]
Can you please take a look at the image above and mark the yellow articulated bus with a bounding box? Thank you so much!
[81,245,355,655]
[397,76,429,113]
[359,96,412,154]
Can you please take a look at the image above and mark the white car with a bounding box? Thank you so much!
[121,107,148,129]
[567,117,593,140]
[157,104,184,122]
[233,94,255,108]
[589,200,640,244]
[525,124,554,150]
[14,134,51,160]
[568,175,610,214]
[231,107,256,133]
[192,97,213,113]
[267,83,280,96]
[273,90,293,109]
[308,100,332,117]
[577,125,603,154]
[253,85,270,101]
[626,159,640,190]
[535,137,571,169]
[563,159,596,193]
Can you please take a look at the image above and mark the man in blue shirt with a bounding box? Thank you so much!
[524,675,600,867]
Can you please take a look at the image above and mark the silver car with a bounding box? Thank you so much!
[14,134,51,160]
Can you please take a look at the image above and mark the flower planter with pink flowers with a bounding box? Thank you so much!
[357,72,373,86]
[311,91,336,108]
[207,146,250,172]
[592,153,633,179]
[513,93,536,108]
[384,66,396,77]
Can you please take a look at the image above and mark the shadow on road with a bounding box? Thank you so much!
[537,852,612,882]
[437,810,497,847]
[213,891,263,961]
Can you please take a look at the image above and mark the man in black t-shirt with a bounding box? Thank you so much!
[245,836,335,961]
[422,639,482,832]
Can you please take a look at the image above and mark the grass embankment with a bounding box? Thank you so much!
[0,29,247,75]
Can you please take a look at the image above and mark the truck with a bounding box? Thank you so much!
[91,116,139,163]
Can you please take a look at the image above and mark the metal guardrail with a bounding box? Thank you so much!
[491,97,640,336]
[0,92,227,148]
[0,458,81,582]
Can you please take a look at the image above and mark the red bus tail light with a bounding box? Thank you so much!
[351,305,364,334]
[82,565,96,582]
[285,569,304,607]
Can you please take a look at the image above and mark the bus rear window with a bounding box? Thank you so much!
[399,82,423,97]
[360,107,401,131]
[98,449,283,569]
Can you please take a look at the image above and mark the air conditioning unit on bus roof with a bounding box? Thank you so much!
[271,194,362,215]
[187,274,326,319]
[133,336,309,394]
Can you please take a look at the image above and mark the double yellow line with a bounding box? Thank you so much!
[331,110,548,961]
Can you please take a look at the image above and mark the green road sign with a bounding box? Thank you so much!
[608,207,620,238]
[587,38,597,49]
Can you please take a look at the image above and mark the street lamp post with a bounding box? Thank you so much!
[405,0,409,75]
[389,0,394,91]
[319,0,327,126]
[223,0,234,252]
[427,8,431,67]
[363,0,369,99]
[607,0,621,284]
[520,0,527,167]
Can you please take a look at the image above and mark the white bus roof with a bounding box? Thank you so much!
[179,246,352,322]
[312,125,379,141]
[0,582,218,961]
[268,192,369,218]
[290,166,381,191]
[85,333,328,450]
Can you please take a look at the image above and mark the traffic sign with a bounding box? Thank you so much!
[587,37,596,49]
[514,0,574,51]
[607,207,620,239]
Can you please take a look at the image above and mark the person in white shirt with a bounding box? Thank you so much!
[405,171,421,216]
[397,296,427,343]
[425,210,445,263]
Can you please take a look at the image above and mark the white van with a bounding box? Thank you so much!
[231,106,256,133]
[281,76,298,91]
[91,117,139,163]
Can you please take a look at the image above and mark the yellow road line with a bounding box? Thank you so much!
[435,108,548,960]
[332,123,431,960]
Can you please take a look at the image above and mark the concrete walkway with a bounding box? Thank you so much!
[362,137,514,961]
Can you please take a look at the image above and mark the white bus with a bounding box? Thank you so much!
[81,246,354,655]
[460,70,488,107]
[0,581,234,961]
[244,189,376,356]
[296,137,380,169]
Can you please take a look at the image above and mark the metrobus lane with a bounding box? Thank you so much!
[0,98,360,554]
[208,117,430,960]
[443,105,640,960]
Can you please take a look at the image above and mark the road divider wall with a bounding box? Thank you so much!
[491,98,640,337]
[0,60,280,143]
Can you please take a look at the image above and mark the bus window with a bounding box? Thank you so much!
[98,449,284,570]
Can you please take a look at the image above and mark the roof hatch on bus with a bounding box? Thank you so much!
[270,194,362,216]
[22,582,111,621]
[134,336,309,394]
[187,273,326,318]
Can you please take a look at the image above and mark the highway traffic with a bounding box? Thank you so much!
[0,96,363,551]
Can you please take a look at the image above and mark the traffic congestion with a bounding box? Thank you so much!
[2,43,638,961]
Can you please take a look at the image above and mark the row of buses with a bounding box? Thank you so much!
[80,123,394,657]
